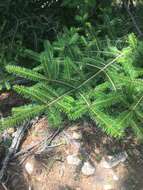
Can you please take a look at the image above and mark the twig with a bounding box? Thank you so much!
[46,127,61,145]
[1,183,8,190]
[12,141,43,158]
[0,121,31,182]
[126,4,143,37]
[12,127,61,159]
[46,143,65,149]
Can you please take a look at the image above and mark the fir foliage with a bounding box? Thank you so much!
[1,31,143,139]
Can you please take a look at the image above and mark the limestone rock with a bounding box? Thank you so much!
[25,162,34,175]
[81,162,95,176]
[66,154,81,166]
[113,173,119,181]
[7,127,15,135]
[101,151,128,169]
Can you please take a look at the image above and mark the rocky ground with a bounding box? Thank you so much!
[0,93,143,190]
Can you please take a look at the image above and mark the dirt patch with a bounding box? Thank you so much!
[0,118,143,190]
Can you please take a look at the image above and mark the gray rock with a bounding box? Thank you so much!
[102,151,128,169]
[66,154,81,166]
[81,162,95,176]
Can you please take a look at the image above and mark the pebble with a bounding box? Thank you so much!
[25,162,34,174]
[101,152,128,169]
[72,132,82,140]
[7,127,15,135]
[101,159,112,169]
[81,162,95,176]
[67,154,81,166]
[113,173,119,181]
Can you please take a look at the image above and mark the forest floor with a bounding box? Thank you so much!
[0,92,143,190]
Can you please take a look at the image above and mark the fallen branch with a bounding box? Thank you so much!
[12,127,61,159]
[0,121,32,182]
[1,183,8,190]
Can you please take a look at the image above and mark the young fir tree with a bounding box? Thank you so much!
[1,30,143,139]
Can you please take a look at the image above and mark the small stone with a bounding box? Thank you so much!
[113,174,119,181]
[101,152,128,169]
[81,162,95,176]
[67,154,81,166]
[72,132,82,140]
[104,184,113,190]
[7,127,15,135]
[12,132,17,138]
[25,162,34,174]
[101,159,112,169]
